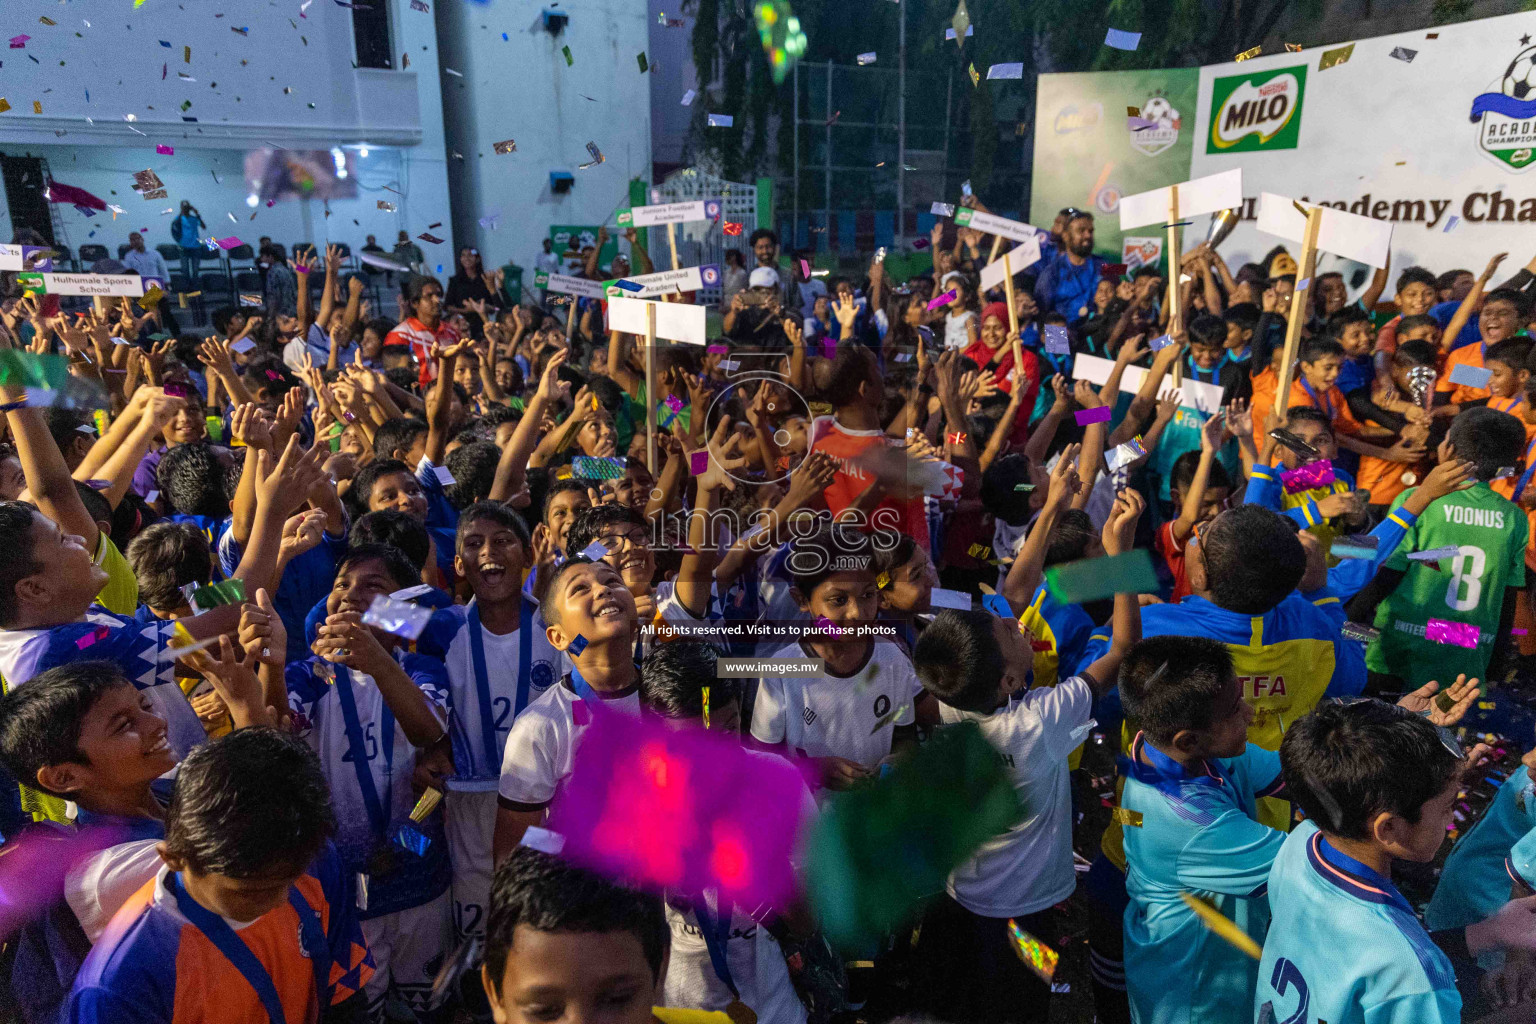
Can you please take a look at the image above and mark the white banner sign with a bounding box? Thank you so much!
[618,199,722,228]
[978,237,1044,292]
[1073,352,1224,415]
[538,272,608,299]
[18,272,145,297]
[606,265,721,299]
[1256,193,1396,268]
[1118,168,1243,230]
[0,245,57,272]
[1186,11,1536,274]
[607,296,708,346]
[952,208,1041,244]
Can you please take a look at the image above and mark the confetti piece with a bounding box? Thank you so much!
[690,451,709,475]
[1180,892,1261,959]
[681,88,696,105]
[1426,618,1479,649]
[377,200,396,212]
[567,634,588,655]
[432,464,455,486]
[1515,628,1529,636]
[184,45,191,63]
[10,35,30,49]
[1104,28,1141,50]
[393,823,431,856]
[931,202,956,217]
[493,138,516,154]
[856,51,877,65]
[1075,406,1111,426]
[1285,42,1302,52]
[1341,622,1379,643]
[572,456,628,480]
[582,141,605,167]
[950,0,970,45]
[1111,807,1143,827]
[929,588,972,610]
[1444,215,1460,233]
[0,100,10,114]
[408,787,443,823]
[579,540,611,562]
[1148,333,1175,351]
[1234,45,1261,60]
[75,626,110,651]
[1007,920,1059,982]
[155,144,174,155]
[637,51,649,72]
[361,592,434,641]
[1279,460,1335,494]
[1448,362,1491,389]
[1043,324,1070,355]
[562,44,572,65]
[987,62,1024,80]
[707,113,733,127]
[443,67,463,77]
[968,62,979,87]
[39,16,55,25]
[1319,42,1353,69]
[1106,436,1148,472]
[723,221,743,235]
[1389,46,1416,62]
[1046,550,1158,604]
[417,233,444,244]
[927,289,957,311]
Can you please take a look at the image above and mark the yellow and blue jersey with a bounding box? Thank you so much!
[68,844,373,1024]
[1257,821,1461,1024]
[1426,765,1536,934]
[1121,735,1285,1024]
[1247,460,1358,560]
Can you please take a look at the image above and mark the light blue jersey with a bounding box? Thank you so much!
[1426,765,1536,933]
[1256,820,1461,1024]
[1121,735,1286,1024]
[1506,820,1536,894]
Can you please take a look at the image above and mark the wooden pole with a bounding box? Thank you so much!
[1167,189,1184,387]
[667,222,680,272]
[565,296,577,346]
[645,302,658,475]
[1002,250,1019,336]
[1273,205,1324,413]
[987,235,1003,265]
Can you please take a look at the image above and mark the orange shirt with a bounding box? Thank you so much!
[1250,367,1278,451]
[1284,378,1364,436]
[1438,342,1491,405]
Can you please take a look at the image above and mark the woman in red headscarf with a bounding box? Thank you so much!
[961,301,1041,447]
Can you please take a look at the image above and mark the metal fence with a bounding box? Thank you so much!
[646,169,757,307]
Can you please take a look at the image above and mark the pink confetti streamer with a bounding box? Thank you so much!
[1425,618,1479,649]
[1280,460,1335,494]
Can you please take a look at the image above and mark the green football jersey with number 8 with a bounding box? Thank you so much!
[1367,482,1527,688]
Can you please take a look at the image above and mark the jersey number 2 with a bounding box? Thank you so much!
[1270,958,1309,1024]
[1445,545,1487,613]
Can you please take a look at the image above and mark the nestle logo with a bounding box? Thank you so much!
[1053,102,1103,134]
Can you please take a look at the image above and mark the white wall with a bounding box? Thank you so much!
[434,0,653,278]
[0,0,451,275]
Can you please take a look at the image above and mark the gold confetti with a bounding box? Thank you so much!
[32,101,42,114]
[408,787,443,822]
[1112,807,1143,827]
[184,45,191,63]
[1235,45,1261,61]
[1284,43,1301,52]
[0,99,10,114]
[493,138,516,154]
[1319,42,1353,70]
[39,16,56,25]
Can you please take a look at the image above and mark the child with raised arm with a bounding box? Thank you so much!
[909,489,1145,1024]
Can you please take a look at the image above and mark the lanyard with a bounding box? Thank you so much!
[693,894,740,1000]
[333,664,396,838]
[165,872,322,1024]
[568,664,604,707]
[1299,379,1333,421]
[1516,436,1536,502]
[1186,358,1218,385]
[467,600,534,775]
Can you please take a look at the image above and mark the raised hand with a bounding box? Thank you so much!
[1101,487,1146,556]
[238,587,288,667]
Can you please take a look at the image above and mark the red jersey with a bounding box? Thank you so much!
[811,419,930,551]
[385,317,459,387]
[1155,519,1192,603]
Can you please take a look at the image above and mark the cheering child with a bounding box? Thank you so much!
[907,489,1144,1024]
[493,557,641,861]
[68,728,373,1024]
[284,544,453,1021]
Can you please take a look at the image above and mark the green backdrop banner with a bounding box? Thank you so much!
[1029,67,1200,266]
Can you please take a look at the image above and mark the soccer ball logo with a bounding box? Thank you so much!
[1140,95,1180,130]
[1503,46,1536,100]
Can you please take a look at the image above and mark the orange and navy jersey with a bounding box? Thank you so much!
[1283,379,1364,436]
[69,844,372,1024]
